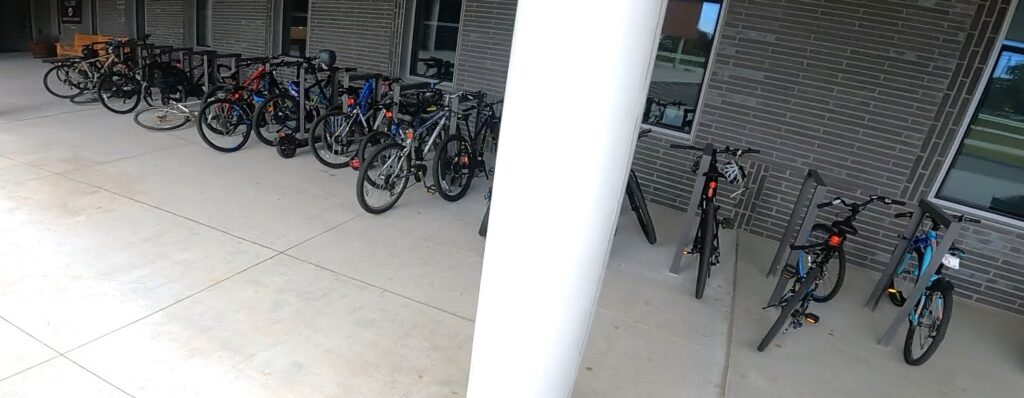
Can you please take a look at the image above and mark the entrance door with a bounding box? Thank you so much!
[0,0,32,52]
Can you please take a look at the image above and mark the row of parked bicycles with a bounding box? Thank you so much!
[39,37,506,216]
[39,36,968,367]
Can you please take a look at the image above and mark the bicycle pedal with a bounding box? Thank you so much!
[425,185,438,195]
[781,263,797,279]
[804,313,820,325]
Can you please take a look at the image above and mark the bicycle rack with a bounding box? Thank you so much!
[766,169,830,306]
[181,50,218,92]
[864,199,962,346]
[669,143,714,275]
[390,81,458,140]
[210,53,241,84]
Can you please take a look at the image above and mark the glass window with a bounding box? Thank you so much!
[936,9,1024,221]
[408,0,462,82]
[281,0,308,56]
[642,0,722,135]
[196,0,211,47]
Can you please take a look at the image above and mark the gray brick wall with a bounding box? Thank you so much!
[453,0,516,97]
[308,0,401,74]
[145,0,184,46]
[633,0,1024,315]
[96,0,131,36]
[210,0,272,56]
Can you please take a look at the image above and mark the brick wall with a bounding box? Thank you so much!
[308,0,401,74]
[632,0,1024,314]
[146,0,184,46]
[453,0,516,97]
[96,0,131,36]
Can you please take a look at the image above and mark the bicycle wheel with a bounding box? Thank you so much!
[432,134,475,202]
[353,130,394,169]
[356,142,410,214]
[43,64,81,98]
[904,278,954,365]
[197,98,252,152]
[252,93,297,146]
[134,106,191,131]
[201,84,235,104]
[142,83,162,107]
[809,224,846,303]
[97,72,142,114]
[627,170,657,244]
[758,267,820,352]
[310,110,363,168]
[695,200,716,299]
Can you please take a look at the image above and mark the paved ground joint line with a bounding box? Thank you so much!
[63,357,138,398]
[0,107,102,127]
[286,254,476,323]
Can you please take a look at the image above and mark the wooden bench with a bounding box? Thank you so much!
[54,34,116,58]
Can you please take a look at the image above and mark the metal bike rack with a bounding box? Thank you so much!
[210,53,241,84]
[181,50,218,92]
[864,199,962,346]
[765,169,830,306]
[669,143,714,274]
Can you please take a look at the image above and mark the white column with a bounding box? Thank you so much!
[466,1,666,397]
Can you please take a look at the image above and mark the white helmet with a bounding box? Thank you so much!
[720,160,746,185]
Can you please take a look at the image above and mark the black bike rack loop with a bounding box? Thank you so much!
[766,169,831,306]
[864,199,962,346]
[210,53,241,83]
[669,143,714,275]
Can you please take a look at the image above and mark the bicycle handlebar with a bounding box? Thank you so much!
[817,195,906,211]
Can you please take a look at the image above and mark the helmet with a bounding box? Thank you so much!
[720,159,746,185]
[317,49,336,69]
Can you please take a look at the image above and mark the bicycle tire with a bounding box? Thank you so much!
[142,83,160,108]
[627,170,657,244]
[695,200,716,299]
[69,89,100,104]
[97,72,142,114]
[252,93,296,146]
[758,267,821,352]
[310,109,362,168]
[432,134,475,202]
[354,130,394,169]
[196,98,252,152]
[356,141,410,214]
[134,106,191,131]
[903,275,954,365]
[809,224,846,303]
[43,64,81,98]
[201,84,235,105]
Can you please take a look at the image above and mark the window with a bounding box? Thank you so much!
[280,0,308,56]
[407,0,462,82]
[935,7,1024,221]
[642,0,722,135]
[195,0,211,47]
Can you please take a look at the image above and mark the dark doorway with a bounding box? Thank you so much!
[280,0,308,56]
[136,0,146,38]
[0,0,32,53]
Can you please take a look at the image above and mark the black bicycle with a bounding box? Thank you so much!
[758,195,906,352]
[431,91,501,202]
[670,143,759,299]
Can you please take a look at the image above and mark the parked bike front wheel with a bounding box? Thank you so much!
[356,141,410,214]
[197,98,252,152]
[310,109,362,168]
[695,200,716,299]
[627,170,657,244]
[43,64,81,98]
[903,279,953,365]
[252,93,297,146]
[432,134,475,202]
[134,106,191,131]
[97,72,142,114]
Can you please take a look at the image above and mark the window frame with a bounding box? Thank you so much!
[641,0,727,141]
[272,0,310,57]
[930,3,1024,229]
[400,0,465,89]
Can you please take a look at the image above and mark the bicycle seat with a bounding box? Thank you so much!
[831,219,858,236]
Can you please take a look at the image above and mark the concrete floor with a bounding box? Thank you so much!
[2,52,1022,397]
[0,53,733,397]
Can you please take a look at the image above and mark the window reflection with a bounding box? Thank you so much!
[409,0,462,82]
[643,0,721,134]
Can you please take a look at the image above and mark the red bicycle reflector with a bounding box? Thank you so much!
[349,158,361,170]
[827,234,843,247]
[384,111,393,119]
[708,181,718,189]
[459,154,469,166]
[347,97,355,106]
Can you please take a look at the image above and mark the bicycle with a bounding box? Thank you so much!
[350,83,443,171]
[355,90,461,214]
[431,90,501,202]
[251,51,337,158]
[625,129,657,244]
[670,142,760,299]
[42,40,127,101]
[886,211,980,365]
[97,36,159,114]
[308,72,393,168]
[757,195,906,352]
[195,57,283,152]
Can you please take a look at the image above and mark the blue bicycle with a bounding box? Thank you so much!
[886,211,980,365]
[309,74,394,168]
